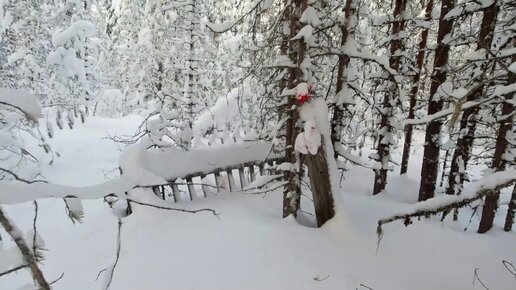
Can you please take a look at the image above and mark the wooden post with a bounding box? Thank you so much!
[304,143,335,227]
[238,166,248,189]
[214,171,221,191]
[226,169,236,192]
[267,160,275,175]
[200,174,209,198]
[186,177,196,200]
[152,186,161,198]
[249,164,256,182]
[171,182,180,202]
[259,164,265,176]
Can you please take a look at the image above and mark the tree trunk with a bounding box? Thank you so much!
[373,0,406,195]
[504,185,516,231]
[282,0,307,218]
[445,2,498,221]
[418,0,454,202]
[478,37,515,233]
[330,0,353,159]
[447,1,498,196]
[400,0,433,175]
[305,140,335,227]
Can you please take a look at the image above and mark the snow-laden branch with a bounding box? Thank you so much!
[0,88,41,122]
[205,0,268,33]
[0,180,122,204]
[403,75,515,126]
[0,168,48,184]
[377,170,516,237]
[403,91,501,126]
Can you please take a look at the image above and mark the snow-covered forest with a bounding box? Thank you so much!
[0,0,515,289]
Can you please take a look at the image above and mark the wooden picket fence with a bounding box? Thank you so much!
[151,158,283,202]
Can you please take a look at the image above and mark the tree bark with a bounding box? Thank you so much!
[373,0,407,195]
[330,0,353,159]
[282,0,307,218]
[446,1,498,199]
[418,0,455,201]
[504,185,516,231]
[478,37,515,233]
[400,0,433,175]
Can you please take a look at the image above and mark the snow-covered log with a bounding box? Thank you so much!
[377,170,516,237]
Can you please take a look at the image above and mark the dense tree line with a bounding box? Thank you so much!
[1,0,514,233]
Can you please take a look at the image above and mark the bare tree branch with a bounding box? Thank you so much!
[502,260,516,279]
[49,272,65,286]
[104,219,122,290]
[0,206,50,289]
[473,268,490,290]
[0,167,48,184]
[124,197,219,216]
[0,264,28,277]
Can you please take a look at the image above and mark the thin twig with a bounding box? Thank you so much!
[32,201,40,260]
[473,268,490,290]
[313,274,330,281]
[96,269,107,281]
[502,260,516,279]
[49,272,65,285]
[240,181,287,195]
[125,198,219,217]
[0,264,28,277]
[105,219,122,290]
[0,167,47,184]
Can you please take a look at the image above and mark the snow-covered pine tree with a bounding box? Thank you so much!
[370,0,408,195]
[46,0,99,128]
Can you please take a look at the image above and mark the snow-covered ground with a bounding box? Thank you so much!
[1,116,515,290]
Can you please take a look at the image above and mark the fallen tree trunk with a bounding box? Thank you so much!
[377,171,516,238]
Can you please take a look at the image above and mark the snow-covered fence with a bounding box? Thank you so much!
[151,158,282,202]
[123,142,282,202]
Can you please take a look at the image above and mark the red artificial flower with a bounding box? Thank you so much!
[298,94,311,105]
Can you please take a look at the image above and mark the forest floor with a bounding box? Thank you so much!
[1,115,515,290]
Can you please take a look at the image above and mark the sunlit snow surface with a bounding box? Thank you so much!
[1,115,515,290]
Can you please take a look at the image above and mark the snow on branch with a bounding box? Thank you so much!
[205,0,266,33]
[0,180,122,204]
[205,20,237,33]
[0,168,47,184]
[0,88,42,122]
[403,76,512,126]
[377,170,516,238]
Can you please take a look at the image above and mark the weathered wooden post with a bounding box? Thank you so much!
[304,139,335,227]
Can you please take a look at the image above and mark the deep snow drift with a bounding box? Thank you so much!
[0,115,515,290]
